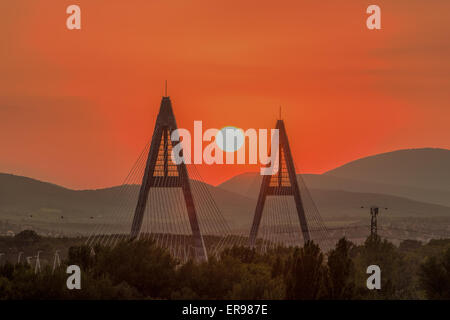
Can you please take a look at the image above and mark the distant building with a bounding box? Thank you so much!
[6,230,15,237]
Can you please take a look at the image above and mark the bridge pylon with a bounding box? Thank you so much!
[249,119,310,248]
[130,95,207,262]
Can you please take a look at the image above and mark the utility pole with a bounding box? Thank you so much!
[34,251,42,274]
[52,250,61,273]
[17,251,23,264]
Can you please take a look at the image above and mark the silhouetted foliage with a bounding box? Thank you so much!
[285,241,325,299]
[419,247,450,299]
[0,236,449,300]
[324,237,355,299]
[14,230,41,243]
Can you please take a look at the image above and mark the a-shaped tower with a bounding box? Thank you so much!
[130,95,207,262]
[248,119,310,247]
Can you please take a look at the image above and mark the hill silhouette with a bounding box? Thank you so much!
[325,148,450,191]
[1,148,449,236]
[219,148,450,207]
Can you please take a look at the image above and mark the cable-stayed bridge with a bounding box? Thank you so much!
[86,94,331,262]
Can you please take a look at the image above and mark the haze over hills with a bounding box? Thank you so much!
[324,148,450,191]
[1,171,449,237]
[218,172,450,208]
[219,148,450,207]
[0,148,449,237]
[0,173,255,233]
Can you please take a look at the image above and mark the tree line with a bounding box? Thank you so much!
[0,231,449,300]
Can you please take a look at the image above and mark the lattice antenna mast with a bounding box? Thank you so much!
[370,206,378,239]
[130,95,208,262]
[362,206,388,239]
[249,119,310,247]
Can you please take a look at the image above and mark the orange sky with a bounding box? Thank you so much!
[1,0,449,189]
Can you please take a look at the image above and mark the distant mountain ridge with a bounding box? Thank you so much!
[1,171,450,236]
[1,148,449,235]
[218,148,450,207]
[325,148,450,191]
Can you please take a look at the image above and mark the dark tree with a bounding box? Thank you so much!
[419,247,450,299]
[285,241,325,300]
[324,237,356,299]
[14,230,41,243]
